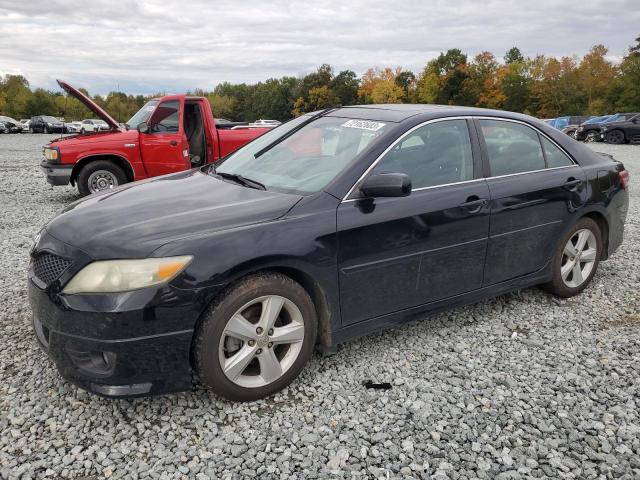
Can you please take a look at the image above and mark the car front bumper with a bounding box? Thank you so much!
[28,278,201,397]
[40,159,73,186]
[26,229,214,398]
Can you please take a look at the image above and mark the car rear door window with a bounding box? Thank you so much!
[372,119,474,189]
[480,120,545,176]
[541,136,573,168]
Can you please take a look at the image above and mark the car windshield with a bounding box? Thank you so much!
[126,100,159,128]
[42,116,59,122]
[583,116,608,125]
[215,115,390,195]
[0,116,17,122]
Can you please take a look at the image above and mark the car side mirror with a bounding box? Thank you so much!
[360,173,411,198]
[137,122,149,134]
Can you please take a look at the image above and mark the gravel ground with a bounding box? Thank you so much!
[1,134,639,479]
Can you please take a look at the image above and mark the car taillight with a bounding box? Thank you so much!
[619,170,629,189]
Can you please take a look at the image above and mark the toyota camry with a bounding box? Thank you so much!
[29,105,629,401]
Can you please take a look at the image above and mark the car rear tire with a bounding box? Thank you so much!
[605,130,625,145]
[544,218,602,298]
[77,160,126,196]
[194,272,317,401]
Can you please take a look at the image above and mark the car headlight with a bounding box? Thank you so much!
[43,147,59,161]
[62,256,193,294]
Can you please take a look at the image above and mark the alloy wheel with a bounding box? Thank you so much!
[218,295,305,388]
[561,228,597,288]
[606,130,624,144]
[87,170,119,193]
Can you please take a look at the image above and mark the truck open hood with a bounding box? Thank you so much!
[56,79,120,130]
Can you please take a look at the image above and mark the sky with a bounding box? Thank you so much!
[0,0,639,95]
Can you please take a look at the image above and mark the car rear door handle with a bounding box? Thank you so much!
[564,177,582,190]
[459,196,488,213]
[169,140,178,146]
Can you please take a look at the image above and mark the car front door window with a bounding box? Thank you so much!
[372,119,474,189]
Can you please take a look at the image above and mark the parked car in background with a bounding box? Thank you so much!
[575,113,636,142]
[29,115,66,133]
[251,119,282,127]
[29,105,629,400]
[65,122,82,133]
[599,113,640,144]
[40,80,269,196]
[0,115,25,133]
[20,119,30,132]
[0,123,7,134]
[547,116,592,131]
[80,119,110,133]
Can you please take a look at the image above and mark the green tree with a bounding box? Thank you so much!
[504,47,524,65]
[331,70,359,105]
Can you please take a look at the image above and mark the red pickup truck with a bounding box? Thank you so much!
[41,80,269,196]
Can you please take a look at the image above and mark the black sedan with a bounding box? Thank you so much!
[601,113,640,144]
[28,105,629,401]
[29,115,66,133]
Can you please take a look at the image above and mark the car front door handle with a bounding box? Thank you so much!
[169,140,178,146]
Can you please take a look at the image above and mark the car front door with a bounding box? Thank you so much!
[337,118,491,325]
[139,99,189,177]
[477,118,586,285]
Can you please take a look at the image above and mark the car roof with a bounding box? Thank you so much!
[326,104,539,123]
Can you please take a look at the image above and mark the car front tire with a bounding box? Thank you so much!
[606,130,625,145]
[544,217,602,298]
[194,272,317,401]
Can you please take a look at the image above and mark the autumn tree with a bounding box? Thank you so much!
[577,45,617,113]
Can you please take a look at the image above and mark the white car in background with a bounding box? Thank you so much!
[65,122,83,133]
[251,119,281,127]
[20,119,30,132]
[80,119,110,133]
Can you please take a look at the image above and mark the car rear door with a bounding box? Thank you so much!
[476,118,587,285]
[139,98,190,177]
[337,118,490,325]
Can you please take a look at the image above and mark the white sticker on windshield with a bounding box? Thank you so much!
[342,119,386,131]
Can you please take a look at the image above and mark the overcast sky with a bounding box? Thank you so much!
[0,0,639,95]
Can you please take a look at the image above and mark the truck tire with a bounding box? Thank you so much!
[77,160,127,196]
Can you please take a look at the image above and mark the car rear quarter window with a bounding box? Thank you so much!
[373,119,473,189]
[541,136,573,168]
[480,120,545,176]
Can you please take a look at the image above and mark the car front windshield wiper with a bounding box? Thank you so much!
[253,106,340,159]
[215,172,266,190]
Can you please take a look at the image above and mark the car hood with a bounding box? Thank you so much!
[57,79,120,130]
[44,168,303,259]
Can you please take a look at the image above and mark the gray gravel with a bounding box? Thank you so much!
[1,134,640,479]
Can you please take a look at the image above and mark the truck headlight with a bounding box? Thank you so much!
[43,147,59,161]
[62,256,193,294]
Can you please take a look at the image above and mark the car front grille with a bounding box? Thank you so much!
[32,252,72,286]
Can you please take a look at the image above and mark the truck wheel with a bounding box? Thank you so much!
[77,160,127,196]
[194,272,317,401]
[605,130,625,145]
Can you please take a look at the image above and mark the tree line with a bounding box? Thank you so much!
[1,36,639,123]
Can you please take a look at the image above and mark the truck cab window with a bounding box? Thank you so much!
[149,100,180,133]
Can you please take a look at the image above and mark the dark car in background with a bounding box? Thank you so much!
[28,105,629,401]
[29,115,66,133]
[547,115,592,132]
[0,115,24,133]
[600,113,640,144]
[575,113,635,142]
